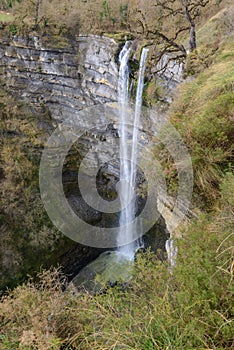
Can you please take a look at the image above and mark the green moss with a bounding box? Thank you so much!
[144,78,167,106]
[103,31,133,42]
[41,33,70,49]
[0,13,14,23]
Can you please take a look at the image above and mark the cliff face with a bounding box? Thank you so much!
[0,34,119,120]
[0,33,171,289]
[0,33,123,289]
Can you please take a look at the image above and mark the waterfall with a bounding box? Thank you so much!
[166,238,178,270]
[117,44,149,260]
[130,48,149,193]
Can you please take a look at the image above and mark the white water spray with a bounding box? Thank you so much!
[117,44,149,260]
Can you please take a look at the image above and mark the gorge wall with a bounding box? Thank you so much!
[0,32,180,289]
[0,34,119,119]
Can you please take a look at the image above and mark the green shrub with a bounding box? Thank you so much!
[8,23,17,35]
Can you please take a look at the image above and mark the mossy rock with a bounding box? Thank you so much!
[103,32,134,43]
[70,251,134,293]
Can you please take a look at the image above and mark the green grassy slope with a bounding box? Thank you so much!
[159,6,234,207]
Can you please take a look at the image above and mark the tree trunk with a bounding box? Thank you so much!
[189,21,196,51]
[180,1,197,52]
[35,0,41,26]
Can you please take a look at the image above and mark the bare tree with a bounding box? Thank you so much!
[132,4,187,74]
[153,0,210,52]
[131,0,211,74]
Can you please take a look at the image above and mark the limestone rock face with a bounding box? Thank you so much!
[0,34,121,289]
[0,34,119,121]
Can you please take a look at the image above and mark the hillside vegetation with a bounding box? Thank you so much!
[0,1,232,37]
[158,5,234,206]
[0,2,233,350]
[0,88,75,290]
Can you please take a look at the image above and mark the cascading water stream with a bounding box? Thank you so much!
[117,44,149,260]
[130,47,149,195]
[118,41,131,220]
